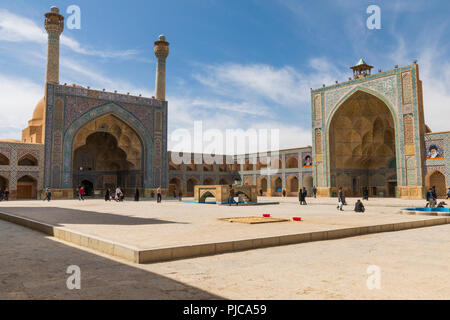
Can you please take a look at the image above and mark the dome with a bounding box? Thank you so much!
[32,97,45,121]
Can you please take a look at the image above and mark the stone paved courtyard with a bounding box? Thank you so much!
[0,216,448,299]
[0,197,441,250]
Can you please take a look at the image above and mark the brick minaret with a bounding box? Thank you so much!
[44,6,64,84]
[154,35,169,100]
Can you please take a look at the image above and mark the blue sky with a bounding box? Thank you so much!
[0,0,449,150]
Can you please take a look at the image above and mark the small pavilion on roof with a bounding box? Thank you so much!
[350,58,373,79]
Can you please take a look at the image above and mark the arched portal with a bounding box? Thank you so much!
[271,176,282,195]
[186,178,198,196]
[18,154,38,166]
[0,153,10,165]
[257,176,267,195]
[80,180,94,196]
[17,175,37,199]
[286,156,298,169]
[329,90,397,197]
[0,175,8,190]
[169,177,182,196]
[72,114,143,196]
[286,175,299,195]
[303,175,313,196]
[425,170,446,198]
[199,191,215,203]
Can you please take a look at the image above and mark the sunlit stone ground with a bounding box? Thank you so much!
[0,197,448,299]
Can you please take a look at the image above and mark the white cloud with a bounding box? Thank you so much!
[0,9,139,59]
[0,73,43,140]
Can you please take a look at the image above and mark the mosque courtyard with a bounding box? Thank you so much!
[0,197,449,299]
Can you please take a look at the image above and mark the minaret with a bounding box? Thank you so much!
[154,35,170,100]
[44,6,64,84]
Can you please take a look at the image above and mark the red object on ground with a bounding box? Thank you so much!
[263,214,271,217]
[293,217,302,221]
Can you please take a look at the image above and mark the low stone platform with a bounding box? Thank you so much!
[1,199,449,264]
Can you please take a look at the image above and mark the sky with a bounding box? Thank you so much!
[0,0,449,152]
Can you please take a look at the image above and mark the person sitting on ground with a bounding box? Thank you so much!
[354,199,365,213]
[437,201,447,208]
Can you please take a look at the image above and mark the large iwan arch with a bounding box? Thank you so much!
[328,90,397,197]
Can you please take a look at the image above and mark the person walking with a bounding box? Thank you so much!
[337,187,344,211]
[157,186,162,203]
[302,187,307,205]
[4,188,9,201]
[178,189,183,202]
[134,188,140,201]
[298,188,304,205]
[173,188,177,199]
[432,186,437,199]
[115,186,123,202]
[282,189,286,198]
[105,188,110,201]
[45,187,51,202]
[363,187,369,201]
[426,188,436,208]
[312,186,317,198]
[78,186,85,201]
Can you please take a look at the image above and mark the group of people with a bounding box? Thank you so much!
[104,186,125,202]
[298,187,308,205]
[337,187,365,212]
[172,188,183,201]
[0,188,9,201]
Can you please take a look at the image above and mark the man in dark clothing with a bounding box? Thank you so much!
[426,188,436,208]
[282,189,286,198]
[298,189,304,205]
[354,200,365,213]
[134,188,139,201]
[363,187,369,201]
[178,190,182,201]
[157,186,162,203]
[337,187,344,211]
[302,187,307,205]
[312,186,317,198]
[173,188,177,198]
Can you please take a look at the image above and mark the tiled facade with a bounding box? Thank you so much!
[0,141,44,199]
[167,147,313,197]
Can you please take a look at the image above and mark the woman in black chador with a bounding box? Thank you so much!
[134,188,140,201]
[105,188,110,201]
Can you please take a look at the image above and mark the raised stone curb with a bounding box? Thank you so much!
[1,210,449,264]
